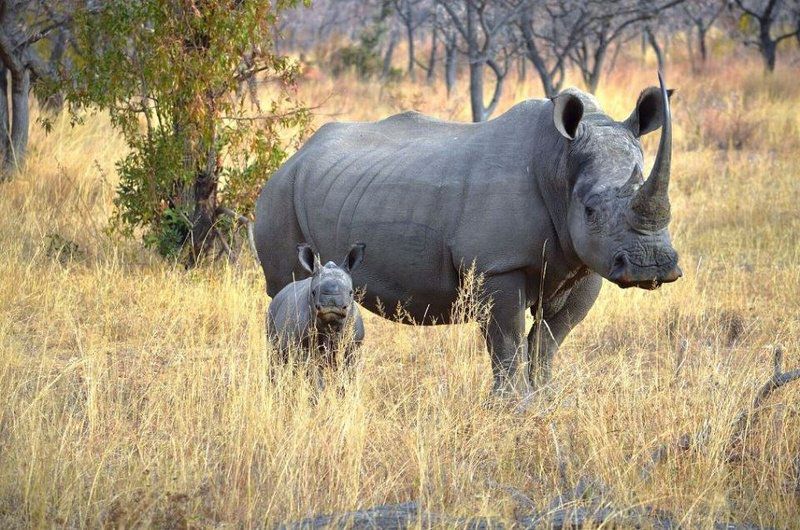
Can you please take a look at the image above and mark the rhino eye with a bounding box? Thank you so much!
[584,205,596,220]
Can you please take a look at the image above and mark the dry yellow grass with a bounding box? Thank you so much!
[1,44,799,528]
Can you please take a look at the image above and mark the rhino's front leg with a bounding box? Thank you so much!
[527,273,602,389]
[481,272,531,398]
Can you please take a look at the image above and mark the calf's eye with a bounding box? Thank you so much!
[584,206,595,219]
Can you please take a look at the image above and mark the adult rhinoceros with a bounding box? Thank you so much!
[254,74,681,396]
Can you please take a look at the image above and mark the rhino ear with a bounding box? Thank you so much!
[341,242,365,272]
[297,243,318,274]
[625,86,675,137]
[552,93,584,140]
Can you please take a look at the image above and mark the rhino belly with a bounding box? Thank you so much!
[350,220,459,324]
[295,151,463,324]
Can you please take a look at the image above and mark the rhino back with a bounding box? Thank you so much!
[272,101,559,321]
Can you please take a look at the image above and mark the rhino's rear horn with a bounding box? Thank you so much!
[631,72,672,230]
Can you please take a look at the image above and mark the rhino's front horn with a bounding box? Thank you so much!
[631,71,672,230]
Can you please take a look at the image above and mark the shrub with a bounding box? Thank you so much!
[58,0,310,262]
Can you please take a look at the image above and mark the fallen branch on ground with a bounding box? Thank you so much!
[641,344,800,477]
[730,345,800,451]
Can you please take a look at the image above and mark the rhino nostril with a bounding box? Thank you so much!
[661,264,683,282]
[611,253,628,272]
[609,253,633,284]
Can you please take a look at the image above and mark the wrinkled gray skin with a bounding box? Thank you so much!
[267,243,366,368]
[256,74,681,396]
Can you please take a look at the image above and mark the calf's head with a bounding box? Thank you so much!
[555,73,682,290]
[297,243,365,325]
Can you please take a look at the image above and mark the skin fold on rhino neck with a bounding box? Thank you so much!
[530,117,589,297]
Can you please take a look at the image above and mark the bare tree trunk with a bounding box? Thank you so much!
[580,31,612,94]
[0,67,10,176]
[426,25,437,83]
[735,0,797,73]
[686,29,697,73]
[444,37,456,97]
[640,32,647,64]
[520,14,558,98]
[586,72,600,94]
[7,67,29,171]
[382,30,399,79]
[760,29,777,71]
[526,51,557,97]
[188,166,218,265]
[645,26,664,72]
[585,48,605,94]
[41,28,67,112]
[607,40,623,76]
[465,1,488,121]
[468,59,485,122]
[697,24,708,63]
[405,3,415,80]
[187,108,223,264]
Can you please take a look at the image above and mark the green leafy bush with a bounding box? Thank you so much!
[60,0,311,262]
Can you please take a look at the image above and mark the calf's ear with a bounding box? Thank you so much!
[341,242,365,272]
[552,93,584,140]
[625,86,675,137]
[297,243,318,274]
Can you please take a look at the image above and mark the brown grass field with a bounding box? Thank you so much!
[0,38,799,528]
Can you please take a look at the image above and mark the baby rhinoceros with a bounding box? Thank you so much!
[267,242,366,371]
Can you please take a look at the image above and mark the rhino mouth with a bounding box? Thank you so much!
[614,278,664,290]
[316,307,348,321]
[612,271,681,290]
[608,252,682,290]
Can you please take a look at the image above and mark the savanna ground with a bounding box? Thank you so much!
[1,36,799,528]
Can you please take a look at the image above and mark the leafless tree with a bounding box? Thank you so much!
[392,0,431,79]
[644,24,665,70]
[278,0,385,52]
[568,0,686,94]
[681,0,725,64]
[643,5,688,73]
[731,0,800,71]
[437,0,521,122]
[515,0,593,97]
[425,5,439,82]
[430,3,460,96]
[382,25,401,78]
[0,0,87,176]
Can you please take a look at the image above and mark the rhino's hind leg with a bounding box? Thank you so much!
[527,273,602,389]
[481,272,532,398]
